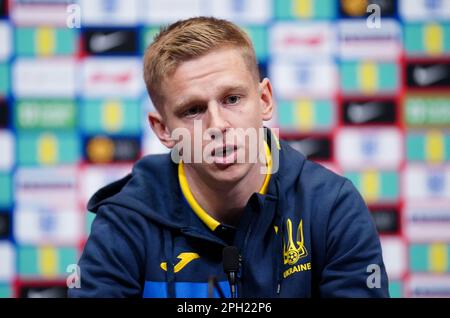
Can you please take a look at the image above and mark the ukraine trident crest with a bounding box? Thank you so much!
[283,219,308,265]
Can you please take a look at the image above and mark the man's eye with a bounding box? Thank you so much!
[183,106,204,118]
[224,95,241,105]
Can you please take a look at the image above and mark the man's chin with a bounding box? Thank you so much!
[204,162,248,185]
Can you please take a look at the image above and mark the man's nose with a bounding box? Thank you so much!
[206,103,230,140]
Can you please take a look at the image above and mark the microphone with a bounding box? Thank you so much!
[223,246,240,298]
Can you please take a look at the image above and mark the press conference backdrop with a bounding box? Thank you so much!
[0,0,450,298]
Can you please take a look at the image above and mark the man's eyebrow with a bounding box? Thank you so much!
[173,84,249,114]
[173,97,205,115]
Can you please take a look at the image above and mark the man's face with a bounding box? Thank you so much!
[153,47,273,185]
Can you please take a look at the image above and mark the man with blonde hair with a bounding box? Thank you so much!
[69,17,388,298]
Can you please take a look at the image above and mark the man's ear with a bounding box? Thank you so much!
[148,111,176,149]
[259,78,274,121]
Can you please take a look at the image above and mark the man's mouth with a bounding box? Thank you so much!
[211,144,238,165]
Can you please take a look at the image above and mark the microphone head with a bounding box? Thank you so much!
[223,246,240,272]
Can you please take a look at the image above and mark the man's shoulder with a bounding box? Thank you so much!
[302,159,346,189]
[125,152,179,201]
[132,153,174,176]
[299,160,349,215]
[87,153,178,214]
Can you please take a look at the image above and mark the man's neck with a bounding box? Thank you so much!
[183,160,266,226]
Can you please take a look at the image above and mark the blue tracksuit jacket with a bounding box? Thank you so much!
[68,130,389,298]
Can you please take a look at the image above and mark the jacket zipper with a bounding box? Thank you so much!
[237,215,256,298]
[180,227,227,247]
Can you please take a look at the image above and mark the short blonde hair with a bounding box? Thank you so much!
[143,16,260,112]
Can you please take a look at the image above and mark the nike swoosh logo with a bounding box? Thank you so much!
[27,288,63,298]
[90,32,126,53]
[160,252,200,273]
[413,65,448,86]
[295,139,319,157]
[348,102,383,123]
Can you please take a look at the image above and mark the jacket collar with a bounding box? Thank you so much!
[178,132,275,232]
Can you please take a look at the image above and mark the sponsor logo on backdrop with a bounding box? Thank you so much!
[405,95,450,126]
[0,130,14,171]
[14,27,77,56]
[17,245,78,278]
[80,0,139,26]
[380,237,406,280]
[409,243,450,273]
[13,58,77,98]
[339,0,396,17]
[270,59,337,99]
[404,164,450,200]
[400,0,450,21]
[17,132,80,165]
[80,99,142,135]
[79,165,132,207]
[408,275,450,297]
[11,0,76,26]
[284,135,332,161]
[15,100,76,130]
[19,285,68,298]
[0,22,11,61]
[274,0,335,19]
[0,242,15,280]
[344,170,399,203]
[84,135,141,164]
[407,62,450,88]
[405,202,450,241]
[336,128,402,169]
[342,99,397,125]
[277,99,335,133]
[404,23,449,57]
[14,205,82,245]
[84,29,138,55]
[406,130,449,163]
[81,58,142,98]
[341,61,399,94]
[270,22,334,58]
[15,166,78,209]
[338,19,402,60]
[370,207,399,234]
